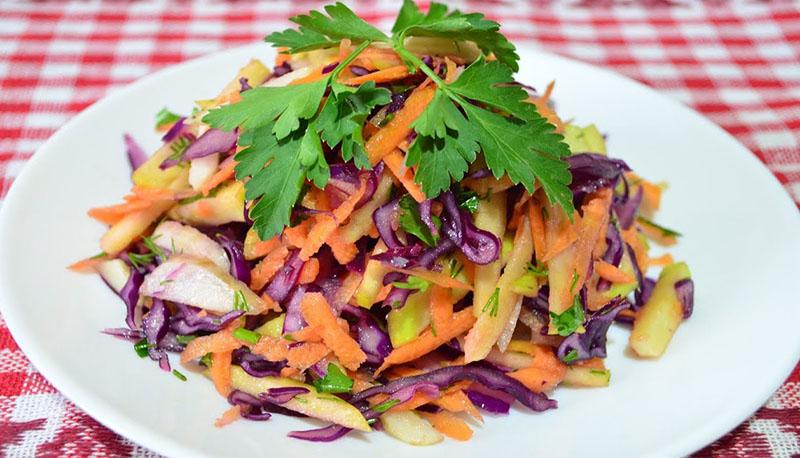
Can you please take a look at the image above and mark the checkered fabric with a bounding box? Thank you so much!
[0,1,798,456]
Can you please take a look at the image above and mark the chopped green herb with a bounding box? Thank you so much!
[172,369,188,381]
[392,275,431,293]
[569,269,579,293]
[141,235,165,259]
[526,262,548,277]
[372,398,401,413]
[200,353,213,367]
[549,295,585,337]
[563,349,578,364]
[233,328,261,345]
[590,369,608,376]
[167,134,193,162]
[482,287,501,317]
[233,290,251,312]
[454,187,480,213]
[637,216,682,238]
[134,339,150,358]
[312,363,354,394]
[175,335,196,345]
[448,258,464,278]
[397,195,439,247]
[155,107,182,129]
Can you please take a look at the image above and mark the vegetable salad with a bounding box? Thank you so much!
[72,1,695,445]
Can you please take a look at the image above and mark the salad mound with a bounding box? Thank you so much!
[72,1,694,445]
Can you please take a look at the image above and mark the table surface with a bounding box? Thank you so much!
[0,1,798,456]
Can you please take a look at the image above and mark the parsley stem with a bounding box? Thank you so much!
[330,40,373,82]
[393,43,472,108]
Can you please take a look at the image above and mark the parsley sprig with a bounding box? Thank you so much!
[205,0,573,240]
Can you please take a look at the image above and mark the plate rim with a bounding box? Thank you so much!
[1,41,798,458]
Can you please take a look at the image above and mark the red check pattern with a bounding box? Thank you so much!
[0,1,798,456]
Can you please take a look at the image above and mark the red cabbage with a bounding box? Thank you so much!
[351,363,556,412]
[465,168,491,180]
[373,198,402,249]
[259,387,310,404]
[675,278,694,318]
[342,304,392,365]
[597,223,623,292]
[112,266,143,330]
[557,297,629,363]
[440,191,499,265]
[161,117,186,143]
[322,62,338,74]
[239,77,252,92]
[227,390,272,421]
[614,184,643,230]
[387,92,407,114]
[183,128,237,161]
[142,299,171,371]
[566,153,630,197]
[272,61,292,77]
[372,244,423,269]
[264,250,304,303]
[170,303,244,335]
[101,327,144,341]
[123,134,148,171]
[232,348,285,377]
[465,389,511,415]
[216,233,251,285]
[288,424,352,442]
[418,200,439,237]
[281,285,309,334]
[349,65,371,76]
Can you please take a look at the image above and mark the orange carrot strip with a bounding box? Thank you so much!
[640,180,662,214]
[434,390,482,422]
[181,327,241,363]
[389,267,473,291]
[637,220,678,247]
[250,246,290,291]
[622,227,648,273]
[300,293,366,371]
[291,326,323,343]
[529,199,547,260]
[326,228,358,264]
[430,285,454,337]
[337,272,363,307]
[366,86,435,165]
[251,336,290,361]
[383,149,426,203]
[444,57,458,84]
[286,342,329,371]
[649,253,674,266]
[346,65,409,85]
[541,206,578,262]
[214,405,241,428]
[299,177,367,261]
[421,411,473,441]
[210,350,233,396]
[298,258,320,284]
[376,308,476,375]
[508,347,566,393]
[67,255,107,273]
[594,260,636,284]
[88,200,153,225]
[283,219,312,248]
[274,48,290,66]
[130,186,176,201]
[200,160,237,196]
[249,236,281,259]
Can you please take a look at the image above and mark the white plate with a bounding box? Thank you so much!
[1,42,798,458]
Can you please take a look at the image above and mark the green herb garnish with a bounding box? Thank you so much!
[155,107,182,129]
[482,287,501,317]
[549,295,585,337]
[134,339,150,358]
[569,270,579,293]
[233,290,251,312]
[203,1,574,240]
[637,216,682,238]
[312,363,354,394]
[562,349,578,364]
[398,195,439,247]
[200,353,213,367]
[172,369,188,381]
[373,398,401,413]
[232,328,261,345]
[448,258,464,278]
[526,261,548,277]
[392,275,431,293]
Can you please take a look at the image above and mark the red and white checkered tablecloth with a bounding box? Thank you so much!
[0,1,798,456]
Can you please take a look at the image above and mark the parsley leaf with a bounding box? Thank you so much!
[267,2,388,54]
[313,363,354,394]
[398,194,439,247]
[549,295,585,337]
[391,1,519,71]
[155,107,181,129]
[204,79,328,139]
[317,82,391,169]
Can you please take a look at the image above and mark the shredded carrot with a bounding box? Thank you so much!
[649,253,674,266]
[326,229,358,264]
[383,149,426,203]
[622,227,649,274]
[391,392,439,412]
[434,390,483,422]
[336,272,363,308]
[637,219,678,247]
[195,200,215,219]
[508,347,567,393]
[376,307,476,375]
[366,86,435,165]
[210,350,233,396]
[200,159,237,196]
[389,267,473,291]
[281,367,301,379]
[529,199,547,260]
[541,206,578,262]
[571,190,612,292]
[248,235,281,259]
[67,255,107,273]
[88,200,153,225]
[575,358,606,370]
[260,293,281,313]
[508,193,532,230]
[300,293,366,371]
[214,405,241,428]
[250,245,290,291]
[283,219,312,248]
[181,327,241,363]
[298,257,320,284]
[595,260,636,284]
[286,342,329,370]
[338,38,352,61]
[299,177,367,261]
[421,411,473,441]
[291,326,323,343]
[251,336,290,361]
[640,180,663,214]
[444,57,458,84]
[430,285,454,337]
[346,65,409,85]
[274,48,290,66]
[130,186,176,201]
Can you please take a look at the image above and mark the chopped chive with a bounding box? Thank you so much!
[200,353,213,367]
[134,339,150,358]
[172,369,187,381]
[372,398,401,413]
[563,349,578,364]
[569,270,579,293]
[233,328,260,345]
[233,290,251,312]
